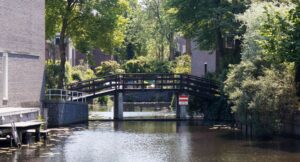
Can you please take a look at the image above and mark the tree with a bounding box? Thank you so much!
[167,0,249,71]
[140,0,177,60]
[123,0,149,60]
[290,1,300,95]
[46,0,128,88]
[225,2,298,137]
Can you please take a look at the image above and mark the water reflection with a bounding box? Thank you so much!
[63,122,191,162]
[0,121,300,162]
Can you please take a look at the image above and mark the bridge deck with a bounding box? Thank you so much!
[67,73,220,101]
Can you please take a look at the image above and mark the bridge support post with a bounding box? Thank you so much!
[177,105,187,119]
[114,92,123,120]
[176,94,188,120]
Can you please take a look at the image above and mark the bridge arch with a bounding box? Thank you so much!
[66,73,220,119]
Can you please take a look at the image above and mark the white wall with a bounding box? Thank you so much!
[191,41,216,77]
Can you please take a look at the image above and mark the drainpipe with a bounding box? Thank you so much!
[3,52,8,103]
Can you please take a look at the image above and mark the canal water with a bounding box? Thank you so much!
[1,121,300,162]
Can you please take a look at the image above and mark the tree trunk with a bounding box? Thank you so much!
[215,28,224,72]
[168,32,175,61]
[186,38,192,56]
[161,43,164,60]
[296,63,300,96]
[214,0,224,72]
[58,0,74,88]
[58,19,67,89]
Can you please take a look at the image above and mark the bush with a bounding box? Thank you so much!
[124,56,172,73]
[225,61,298,137]
[72,64,96,82]
[123,56,151,73]
[95,60,124,77]
[45,61,73,89]
[45,61,97,89]
[171,55,191,74]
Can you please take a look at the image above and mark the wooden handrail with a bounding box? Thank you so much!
[66,73,221,99]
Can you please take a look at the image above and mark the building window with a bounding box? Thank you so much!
[204,62,207,75]
[55,36,60,45]
[225,36,235,49]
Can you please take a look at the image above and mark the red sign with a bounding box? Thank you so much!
[179,95,189,106]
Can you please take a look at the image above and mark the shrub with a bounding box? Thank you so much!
[171,55,191,74]
[95,60,124,77]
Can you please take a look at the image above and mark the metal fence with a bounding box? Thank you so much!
[45,89,87,102]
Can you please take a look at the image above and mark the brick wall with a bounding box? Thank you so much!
[6,54,45,107]
[0,1,45,107]
[0,55,3,107]
[0,1,44,56]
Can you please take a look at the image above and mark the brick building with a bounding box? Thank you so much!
[0,1,45,107]
[45,36,113,68]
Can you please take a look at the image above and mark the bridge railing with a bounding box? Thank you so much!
[66,73,221,98]
[45,89,87,102]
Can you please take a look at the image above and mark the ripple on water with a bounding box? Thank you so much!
[1,121,300,162]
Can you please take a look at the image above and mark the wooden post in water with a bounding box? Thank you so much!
[35,127,40,142]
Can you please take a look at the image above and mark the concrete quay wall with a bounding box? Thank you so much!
[44,101,88,128]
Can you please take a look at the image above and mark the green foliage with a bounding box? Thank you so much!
[149,59,171,73]
[167,0,248,72]
[168,0,232,49]
[123,56,172,73]
[225,61,297,136]
[123,0,149,59]
[46,0,128,53]
[46,0,129,87]
[95,61,125,77]
[45,61,73,89]
[45,61,96,89]
[225,1,299,137]
[121,0,177,61]
[71,63,96,82]
[171,55,191,74]
[45,61,60,89]
[123,56,151,73]
[98,96,109,105]
[142,0,177,60]
[257,2,295,63]
[123,54,190,74]
[205,96,233,122]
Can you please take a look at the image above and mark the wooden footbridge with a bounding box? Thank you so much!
[66,73,220,100]
[66,73,220,119]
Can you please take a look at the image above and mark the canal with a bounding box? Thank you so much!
[1,121,300,162]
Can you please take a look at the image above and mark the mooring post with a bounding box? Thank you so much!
[114,92,123,120]
[35,127,40,142]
